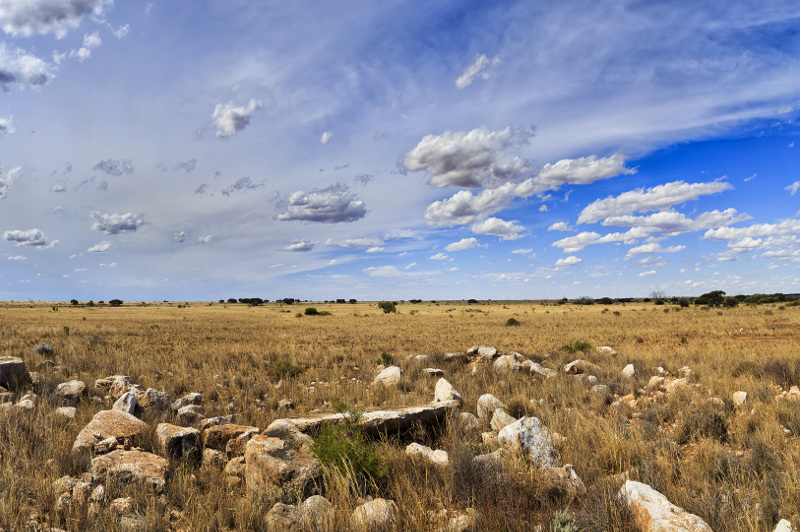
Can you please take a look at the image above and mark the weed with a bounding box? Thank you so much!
[506,317,521,326]
[32,343,53,356]
[271,356,304,380]
[562,340,592,354]
[550,509,578,532]
[376,351,394,366]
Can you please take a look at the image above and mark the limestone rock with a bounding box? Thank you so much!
[564,359,600,375]
[155,423,201,463]
[372,365,403,387]
[621,364,636,379]
[591,384,612,401]
[733,391,748,407]
[301,495,334,530]
[434,378,463,406]
[490,408,516,432]
[55,406,77,422]
[54,380,86,406]
[542,464,586,502]
[265,502,300,530]
[72,410,148,457]
[459,412,481,435]
[530,362,557,378]
[596,346,617,356]
[497,416,558,467]
[202,448,226,468]
[619,480,712,532]
[224,456,246,478]
[113,392,138,416]
[198,416,232,432]
[137,388,171,413]
[106,376,135,400]
[406,442,449,466]
[493,353,525,373]
[482,431,499,448]
[665,378,689,394]
[444,352,468,362]
[91,449,169,492]
[423,368,444,377]
[225,427,260,458]
[477,394,505,422]
[774,519,795,532]
[177,404,206,425]
[109,496,135,516]
[351,498,398,530]
[244,428,321,496]
[94,436,118,455]
[0,356,31,389]
[203,423,259,451]
[171,393,202,411]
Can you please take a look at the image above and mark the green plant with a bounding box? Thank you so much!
[678,298,690,308]
[378,301,397,314]
[562,340,592,354]
[550,509,578,532]
[304,307,319,315]
[506,317,521,327]
[271,356,304,380]
[376,351,394,366]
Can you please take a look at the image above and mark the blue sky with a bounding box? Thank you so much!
[1,0,799,301]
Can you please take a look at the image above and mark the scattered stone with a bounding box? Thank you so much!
[665,378,689,394]
[244,425,322,496]
[529,362,557,378]
[481,431,499,448]
[73,410,149,457]
[171,393,202,411]
[446,509,478,532]
[198,416,232,432]
[493,353,525,373]
[203,423,260,451]
[225,427,260,458]
[621,364,636,379]
[774,519,795,532]
[564,359,600,375]
[109,496,135,516]
[490,408,515,432]
[202,448,226,468]
[90,485,105,503]
[619,480,712,532]
[53,475,80,495]
[137,388,172,413]
[0,356,32,389]
[648,376,666,390]
[542,464,586,502]
[372,365,403,387]
[301,495,334,530]
[497,416,558,467]
[434,378,463,406]
[224,456,246,478]
[406,442,449,466]
[443,352,468,362]
[679,366,693,378]
[177,404,206,425]
[106,376,135,400]
[351,498,399,530]
[459,412,481,435]
[590,384,612,401]
[423,368,444,377]
[277,398,294,410]
[265,502,300,530]
[596,346,617,356]
[91,449,169,492]
[94,436,119,455]
[54,380,86,406]
[155,423,201,463]
[72,480,92,506]
[475,345,498,359]
[113,392,138,416]
[733,391,748,407]
[477,394,505,422]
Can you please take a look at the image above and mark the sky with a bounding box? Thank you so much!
[1,0,800,302]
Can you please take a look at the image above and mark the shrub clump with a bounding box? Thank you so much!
[32,343,54,356]
[506,317,521,327]
[378,301,397,314]
[562,340,592,354]
[304,307,332,316]
[376,351,394,366]
[271,356,304,380]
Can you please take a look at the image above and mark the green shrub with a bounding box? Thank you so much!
[32,343,54,356]
[304,307,319,315]
[271,356,304,380]
[678,298,690,308]
[376,351,394,366]
[378,301,396,314]
[506,317,521,326]
[562,340,592,354]
[550,509,578,532]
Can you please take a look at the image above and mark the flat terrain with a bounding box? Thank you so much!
[1,300,799,530]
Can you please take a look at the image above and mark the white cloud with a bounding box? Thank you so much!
[551,231,601,253]
[173,231,186,242]
[538,204,548,212]
[112,23,129,39]
[363,265,403,277]
[94,159,134,176]
[51,184,66,192]
[320,131,333,144]
[705,218,800,241]
[455,53,500,89]
[447,267,460,272]
[403,126,533,188]
[222,176,260,196]
[7,255,26,260]
[404,262,416,269]
[547,221,571,231]
[198,235,213,244]
[445,237,478,252]
[211,99,263,138]
[283,240,317,252]
[536,153,635,187]
[3,228,50,247]
[429,252,448,260]
[87,240,111,252]
[578,180,732,224]
[366,246,385,253]
[555,256,582,268]
[471,217,524,240]
[785,181,800,195]
[277,184,366,223]
[779,105,794,114]
[624,242,685,257]
[638,270,657,277]
[70,31,101,62]
[0,44,53,90]
[325,236,383,248]
[99,262,117,267]
[511,248,533,255]
[0,115,15,136]
[90,212,144,234]
[0,0,111,38]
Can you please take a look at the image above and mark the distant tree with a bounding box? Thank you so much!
[109,299,123,307]
[678,298,690,308]
[597,297,613,305]
[467,298,479,304]
[87,300,95,307]
[282,298,295,305]
[70,299,79,305]
[695,290,726,307]
[219,299,225,303]
[723,297,739,308]
[378,301,397,314]
[348,298,357,304]
[336,298,346,304]
[227,298,237,304]
[409,299,422,304]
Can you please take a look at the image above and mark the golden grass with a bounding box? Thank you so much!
[0,300,798,530]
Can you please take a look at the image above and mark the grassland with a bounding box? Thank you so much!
[1,300,799,530]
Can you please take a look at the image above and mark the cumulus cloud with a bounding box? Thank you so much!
[0,0,111,38]
[363,265,403,278]
[277,184,366,223]
[551,231,602,253]
[283,240,317,252]
[325,236,383,248]
[785,181,800,196]
[555,256,582,268]
[445,237,479,252]
[70,31,101,62]
[3,228,50,247]
[0,165,22,199]
[471,217,524,240]
[366,246,384,253]
[638,270,657,277]
[212,99,262,138]
[173,231,186,242]
[403,126,534,188]
[0,44,53,90]
[173,159,197,173]
[578,180,732,224]
[536,153,635,187]
[198,235,213,244]
[704,218,800,242]
[93,159,134,176]
[455,53,500,89]
[429,252,448,260]
[624,242,685,258]
[87,240,110,252]
[320,131,333,144]
[0,115,14,136]
[90,212,144,234]
[222,176,260,196]
[511,248,533,255]
[547,221,571,231]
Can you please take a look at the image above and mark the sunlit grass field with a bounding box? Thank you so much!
[1,300,799,530]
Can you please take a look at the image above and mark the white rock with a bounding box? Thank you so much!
[618,480,712,532]
[529,362,557,378]
[55,406,77,421]
[434,378,463,406]
[490,408,516,432]
[621,364,636,379]
[372,365,403,387]
[405,442,449,466]
[423,368,444,377]
[596,346,617,356]
[351,498,398,529]
[497,416,558,467]
[113,392,137,416]
[54,380,86,406]
[171,393,202,411]
[476,394,505,422]
[774,519,795,532]
[733,391,748,407]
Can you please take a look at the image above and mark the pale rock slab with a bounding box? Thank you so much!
[155,423,201,463]
[619,480,712,532]
[0,356,31,389]
[372,365,403,386]
[434,377,463,406]
[497,416,558,468]
[91,449,169,492]
[476,393,505,422]
[406,442,449,466]
[72,409,148,457]
[351,498,399,530]
[490,408,516,432]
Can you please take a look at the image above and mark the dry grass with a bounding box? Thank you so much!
[0,300,798,530]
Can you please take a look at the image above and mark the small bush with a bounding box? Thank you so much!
[32,343,54,356]
[678,298,690,307]
[271,356,304,380]
[378,301,397,313]
[506,317,521,327]
[376,351,394,366]
[562,340,592,354]
[551,509,578,532]
[304,307,319,315]
[676,410,729,445]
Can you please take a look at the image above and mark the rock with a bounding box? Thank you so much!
[202,448,226,468]
[351,498,399,530]
[497,416,558,467]
[590,384,612,401]
[619,480,712,532]
[91,449,169,492]
[459,412,481,435]
[53,475,80,496]
[203,423,259,451]
[106,376,135,400]
[265,502,300,530]
[405,442,449,466]
[529,362,557,378]
[244,427,322,496]
[72,480,92,506]
[94,436,118,454]
[493,353,525,373]
[137,388,171,413]
[472,449,505,469]
[109,496,135,516]
[301,495,334,530]
[490,408,516,432]
[72,410,149,457]
[446,509,478,532]
[198,416,232,432]
[733,391,748,407]
[476,345,498,359]
[596,346,617,356]
[54,406,77,421]
[225,427,260,458]
[155,423,201,463]
[665,378,689,394]
[177,404,206,425]
[113,392,138,416]
[774,519,795,532]
[54,380,86,406]
[0,356,31,389]
[171,393,202,411]
[434,378,463,406]
[277,399,294,410]
[423,368,444,377]
[621,364,636,379]
[12,395,36,414]
[372,365,403,387]
[90,485,105,503]
[477,394,505,422]
[679,366,693,378]
[648,376,666,390]
[564,359,600,375]
[120,515,147,531]
[444,352,468,362]
[542,464,586,502]
[224,456,246,478]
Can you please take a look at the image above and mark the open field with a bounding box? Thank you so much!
[1,300,800,530]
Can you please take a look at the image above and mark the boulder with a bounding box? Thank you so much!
[202,448,226,468]
[301,495,334,530]
[137,388,171,414]
[91,449,169,492]
[564,359,600,375]
[177,404,206,425]
[265,502,300,530]
[497,416,558,467]
[224,456,246,478]
[490,409,516,432]
[529,362,557,378]
[434,378,463,406]
[106,376,136,400]
[596,346,617,356]
[406,442,449,466]
[203,424,259,451]
[648,376,666,390]
[444,352,468,362]
[493,353,525,373]
[372,365,403,387]
[459,412,481,435]
[0,356,31,389]
[113,392,138,416]
[155,423,201,463]
[477,394,505,422]
[733,391,748,407]
[618,480,712,532]
[665,378,689,394]
[244,427,321,496]
[351,498,398,530]
[171,393,202,411]
[542,464,586,502]
[423,368,444,377]
[199,416,232,432]
[591,384,612,401]
[55,406,77,422]
[775,520,795,532]
[72,410,149,457]
[225,427,260,458]
[54,380,86,406]
[621,364,636,379]
[94,436,119,455]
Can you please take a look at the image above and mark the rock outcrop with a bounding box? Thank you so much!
[618,480,712,532]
